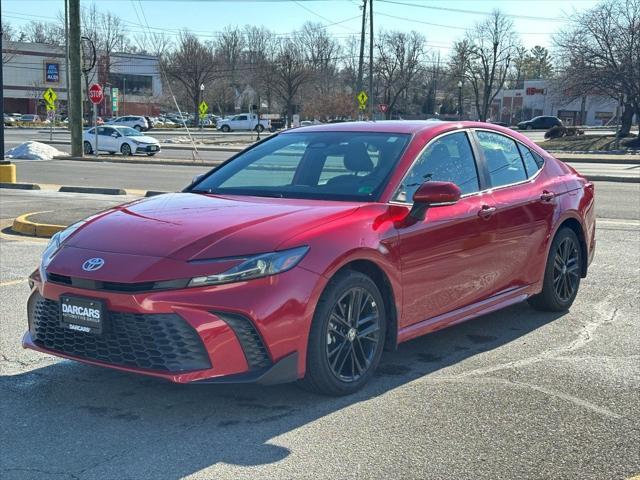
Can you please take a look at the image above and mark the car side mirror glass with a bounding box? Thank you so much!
[111,133,119,137]
[410,181,462,220]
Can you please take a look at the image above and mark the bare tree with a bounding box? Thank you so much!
[164,31,218,126]
[2,20,17,64]
[133,32,173,58]
[272,37,310,126]
[555,0,640,136]
[20,20,64,45]
[376,31,426,119]
[244,25,277,111]
[300,22,342,95]
[215,26,246,107]
[460,10,518,121]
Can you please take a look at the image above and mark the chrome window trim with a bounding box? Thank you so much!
[473,128,544,192]
[387,126,545,206]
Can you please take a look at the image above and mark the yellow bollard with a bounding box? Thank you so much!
[0,161,17,183]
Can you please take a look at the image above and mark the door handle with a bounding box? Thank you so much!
[540,190,555,202]
[478,205,497,218]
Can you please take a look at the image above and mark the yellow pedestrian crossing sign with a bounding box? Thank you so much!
[199,101,208,118]
[43,87,57,109]
[357,90,368,110]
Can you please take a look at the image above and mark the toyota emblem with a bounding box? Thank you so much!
[82,258,105,272]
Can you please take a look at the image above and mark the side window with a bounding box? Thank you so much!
[476,131,527,187]
[97,127,109,136]
[237,115,248,121]
[517,143,542,177]
[394,131,480,202]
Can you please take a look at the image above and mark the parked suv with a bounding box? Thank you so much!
[19,114,41,123]
[107,115,150,131]
[517,116,562,130]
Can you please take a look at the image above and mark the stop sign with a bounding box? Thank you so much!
[88,83,104,105]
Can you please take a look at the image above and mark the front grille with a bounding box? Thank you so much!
[29,294,211,373]
[216,312,272,369]
[45,271,189,293]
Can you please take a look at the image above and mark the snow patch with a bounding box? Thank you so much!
[5,141,69,161]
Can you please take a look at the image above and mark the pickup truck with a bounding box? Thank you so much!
[217,113,271,132]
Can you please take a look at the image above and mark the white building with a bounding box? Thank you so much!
[491,80,619,126]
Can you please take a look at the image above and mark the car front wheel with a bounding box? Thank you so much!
[255,124,264,132]
[83,141,93,154]
[120,143,132,156]
[301,270,386,396]
[527,125,534,130]
[220,125,231,132]
[529,227,582,312]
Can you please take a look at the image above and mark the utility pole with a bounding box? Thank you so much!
[65,0,70,119]
[68,0,83,157]
[1,11,5,160]
[369,0,374,119]
[356,0,367,100]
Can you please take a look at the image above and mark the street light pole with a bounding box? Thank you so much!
[199,83,204,130]
[457,81,463,121]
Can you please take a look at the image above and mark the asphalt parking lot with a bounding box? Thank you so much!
[1,186,639,479]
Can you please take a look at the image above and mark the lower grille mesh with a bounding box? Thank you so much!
[216,312,272,369]
[30,294,211,372]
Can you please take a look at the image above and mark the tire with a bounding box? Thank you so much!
[255,124,264,132]
[120,143,132,156]
[529,227,582,312]
[83,141,93,154]
[300,270,386,396]
[109,151,116,155]
[134,125,142,131]
[526,125,534,130]
[220,125,231,132]
[146,152,157,156]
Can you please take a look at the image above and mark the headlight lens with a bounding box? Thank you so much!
[39,221,85,277]
[188,246,309,287]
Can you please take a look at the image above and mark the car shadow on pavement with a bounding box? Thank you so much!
[1,301,565,479]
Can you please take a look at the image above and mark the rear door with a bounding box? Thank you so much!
[394,130,502,326]
[472,129,555,291]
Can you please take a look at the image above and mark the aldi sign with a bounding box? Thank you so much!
[45,62,60,83]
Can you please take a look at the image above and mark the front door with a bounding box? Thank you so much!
[393,131,501,327]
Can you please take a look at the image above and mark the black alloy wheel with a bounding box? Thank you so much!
[326,287,381,382]
[301,270,386,396]
[529,227,582,311]
[552,237,580,303]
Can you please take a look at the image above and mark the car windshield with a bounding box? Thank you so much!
[191,131,411,201]
[116,127,143,137]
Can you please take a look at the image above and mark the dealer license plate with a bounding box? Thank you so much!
[59,295,106,334]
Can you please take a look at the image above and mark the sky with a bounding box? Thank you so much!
[2,0,602,56]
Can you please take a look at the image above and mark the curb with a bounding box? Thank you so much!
[58,186,127,195]
[54,155,223,167]
[0,182,41,190]
[11,212,65,238]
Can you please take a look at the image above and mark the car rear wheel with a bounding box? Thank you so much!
[83,141,93,154]
[300,270,386,396]
[526,125,534,130]
[120,143,132,156]
[529,227,582,312]
[134,125,142,131]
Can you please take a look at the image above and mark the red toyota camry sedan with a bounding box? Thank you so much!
[24,121,595,395]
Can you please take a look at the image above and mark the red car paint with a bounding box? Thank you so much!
[24,121,596,384]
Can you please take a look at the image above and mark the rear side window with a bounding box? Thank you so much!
[517,144,542,177]
[394,131,480,202]
[476,131,527,188]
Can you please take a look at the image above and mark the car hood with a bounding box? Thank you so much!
[129,135,158,143]
[64,192,362,261]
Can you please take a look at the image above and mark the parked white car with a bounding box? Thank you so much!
[83,125,161,156]
[216,113,270,132]
[106,115,150,131]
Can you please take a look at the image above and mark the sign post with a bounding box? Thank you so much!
[43,88,57,142]
[88,83,104,157]
[111,87,119,115]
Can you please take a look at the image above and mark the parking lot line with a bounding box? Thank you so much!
[0,279,25,287]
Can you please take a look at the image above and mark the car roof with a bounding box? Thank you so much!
[280,120,519,137]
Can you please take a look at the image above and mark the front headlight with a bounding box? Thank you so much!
[39,221,85,278]
[188,246,309,287]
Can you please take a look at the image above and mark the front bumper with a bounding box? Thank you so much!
[24,266,323,384]
[134,144,161,154]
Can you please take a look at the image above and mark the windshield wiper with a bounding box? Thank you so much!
[250,192,284,198]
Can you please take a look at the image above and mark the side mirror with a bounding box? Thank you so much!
[191,173,205,184]
[409,181,461,220]
[111,133,119,138]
